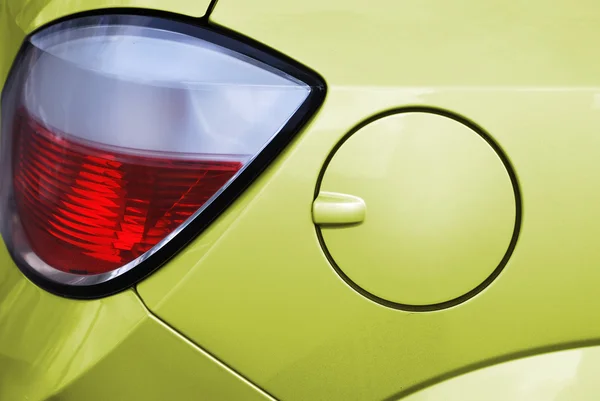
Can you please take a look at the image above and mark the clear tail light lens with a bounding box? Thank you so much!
[0,15,324,296]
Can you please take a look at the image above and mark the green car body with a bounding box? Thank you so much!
[3,0,600,400]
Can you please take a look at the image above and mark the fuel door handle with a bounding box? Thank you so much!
[312,191,366,225]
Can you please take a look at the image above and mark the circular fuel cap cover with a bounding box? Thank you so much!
[314,110,520,310]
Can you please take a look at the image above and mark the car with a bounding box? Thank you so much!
[1,0,600,400]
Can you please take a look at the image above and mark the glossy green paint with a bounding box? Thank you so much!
[0,241,274,400]
[3,0,210,34]
[0,0,26,87]
[401,346,600,401]
[137,0,600,400]
[317,111,516,307]
[52,316,274,401]
[0,241,146,399]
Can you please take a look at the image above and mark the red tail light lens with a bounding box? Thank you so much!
[0,15,324,297]
[13,112,243,275]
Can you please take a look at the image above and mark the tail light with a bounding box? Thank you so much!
[0,15,325,297]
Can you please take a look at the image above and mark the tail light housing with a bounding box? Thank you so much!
[0,14,325,297]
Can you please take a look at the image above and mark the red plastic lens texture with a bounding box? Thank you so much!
[12,113,243,275]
